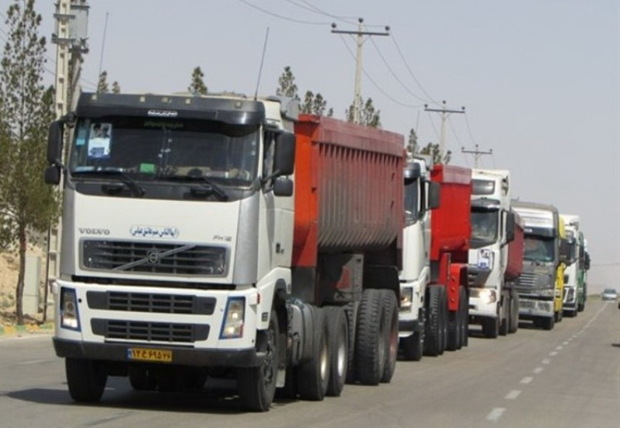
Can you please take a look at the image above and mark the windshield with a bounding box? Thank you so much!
[68,116,259,185]
[523,236,555,263]
[470,209,499,248]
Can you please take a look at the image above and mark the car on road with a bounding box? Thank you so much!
[601,288,618,301]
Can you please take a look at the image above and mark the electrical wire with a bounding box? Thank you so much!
[287,0,357,25]
[238,0,330,25]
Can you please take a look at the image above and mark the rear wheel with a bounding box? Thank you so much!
[424,286,443,356]
[324,306,348,397]
[296,306,330,400]
[378,290,398,383]
[356,289,386,385]
[237,309,280,412]
[66,358,107,403]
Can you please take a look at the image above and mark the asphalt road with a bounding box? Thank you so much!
[1,299,618,428]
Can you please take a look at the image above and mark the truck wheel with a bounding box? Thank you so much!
[402,331,423,361]
[509,292,519,334]
[296,306,330,400]
[65,358,107,403]
[439,287,448,354]
[541,315,555,331]
[499,300,509,336]
[324,306,348,397]
[379,290,398,383]
[446,309,459,351]
[238,309,280,412]
[344,302,357,384]
[482,316,499,339]
[128,366,157,391]
[424,286,443,357]
[460,287,469,347]
[356,289,386,385]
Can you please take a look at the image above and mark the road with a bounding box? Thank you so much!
[1,299,618,428]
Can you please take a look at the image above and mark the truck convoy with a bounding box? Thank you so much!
[398,159,472,360]
[561,214,589,316]
[512,201,568,330]
[44,92,406,411]
[468,169,524,338]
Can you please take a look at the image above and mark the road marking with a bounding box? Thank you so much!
[555,346,563,351]
[542,358,551,364]
[487,408,506,422]
[550,351,558,356]
[505,390,522,400]
[533,367,544,374]
[563,341,570,346]
[520,377,533,384]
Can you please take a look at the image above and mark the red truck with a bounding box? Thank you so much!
[426,164,472,354]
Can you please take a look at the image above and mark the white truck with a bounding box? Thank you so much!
[44,92,406,411]
[560,214,583,317]
[468,170,522,338]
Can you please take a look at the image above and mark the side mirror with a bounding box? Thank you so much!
[505,211,515,243]
[428,181,440,210]
[44,165,61,185]
[47,121,64,164]
[274,132,295,176]
[273,177,293,197]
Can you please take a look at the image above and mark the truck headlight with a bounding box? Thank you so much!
[471,288,497,304]
[60,287,80,331]
[539,288,555,298]
[220,297,245,339]
[400,288,413,310]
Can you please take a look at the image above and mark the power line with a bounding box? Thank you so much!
[237,0,330,25]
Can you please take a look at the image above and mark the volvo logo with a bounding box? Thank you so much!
[146,249,160,264]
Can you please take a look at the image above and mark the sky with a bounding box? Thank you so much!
[26,0,620,293]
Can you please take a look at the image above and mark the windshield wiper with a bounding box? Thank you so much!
[73,168,145,197]
[159,174,229,201]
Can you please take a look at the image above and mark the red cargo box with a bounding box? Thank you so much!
[292,115,405,268]
[430,164,472,263]
[505,211,524,280]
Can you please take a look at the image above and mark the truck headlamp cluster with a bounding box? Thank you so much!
[220,297,245,339]
[538,288,555,298]
[470,288,497,304]
[60,288,80,331]
[400,288,413,310]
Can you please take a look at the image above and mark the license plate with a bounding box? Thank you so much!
[520,301,535,309]
[127,347,172,363]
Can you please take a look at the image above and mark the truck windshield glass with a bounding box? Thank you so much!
[404,178,420,223]
[471,209,498,248]
[68,117,259,185]
[523,236,555,262]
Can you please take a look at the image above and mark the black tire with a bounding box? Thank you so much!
[378,290,398,383]
[459,286,469,347]
[446,308,459,351]
[128,366,157,391]
[541,315,555,331]
[482,316,499,339]
[401,328,424,361]
[238,309,280,412]
[344,302,357,384]
[355,289,386,385]
[296,306,330,401]
[65,358,107,403]
[424,286,443,357]
[324,306,349,397]
[509,291,519,334]
[499,298,509,336]
[439,287,448,354]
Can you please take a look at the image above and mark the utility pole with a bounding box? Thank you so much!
[45,0,89,321]
[331,18,389,124]
[461,144,493,168]
[424,101,465,161]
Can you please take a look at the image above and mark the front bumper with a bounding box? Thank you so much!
[518,298,554,318]
[53,337,264,367]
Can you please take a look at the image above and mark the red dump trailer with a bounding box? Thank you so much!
[426,164,472,354]
[288,114,405,395]
[505,211,524,281]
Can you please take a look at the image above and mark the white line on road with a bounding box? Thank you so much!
[555,346,563,351]
[533,367,544,374]
[505,390,522,400]
[520,377,533,384]
[486,408,506,422]
[542,358,551,364]
[550,351,558,356]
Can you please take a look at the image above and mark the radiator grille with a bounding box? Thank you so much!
[91,319,209,343]
[82,240,226,276]
[87,291,216,315]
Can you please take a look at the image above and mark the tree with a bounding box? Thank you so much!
[188,66,207,95]
[96,70,109,93]
[0,0,59,325]
[301,90,333,116]
[419,142,451,165]
[276,66,299,100]
[407,128,418,156]
[111,81,121,94]
[346,97,381,128]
